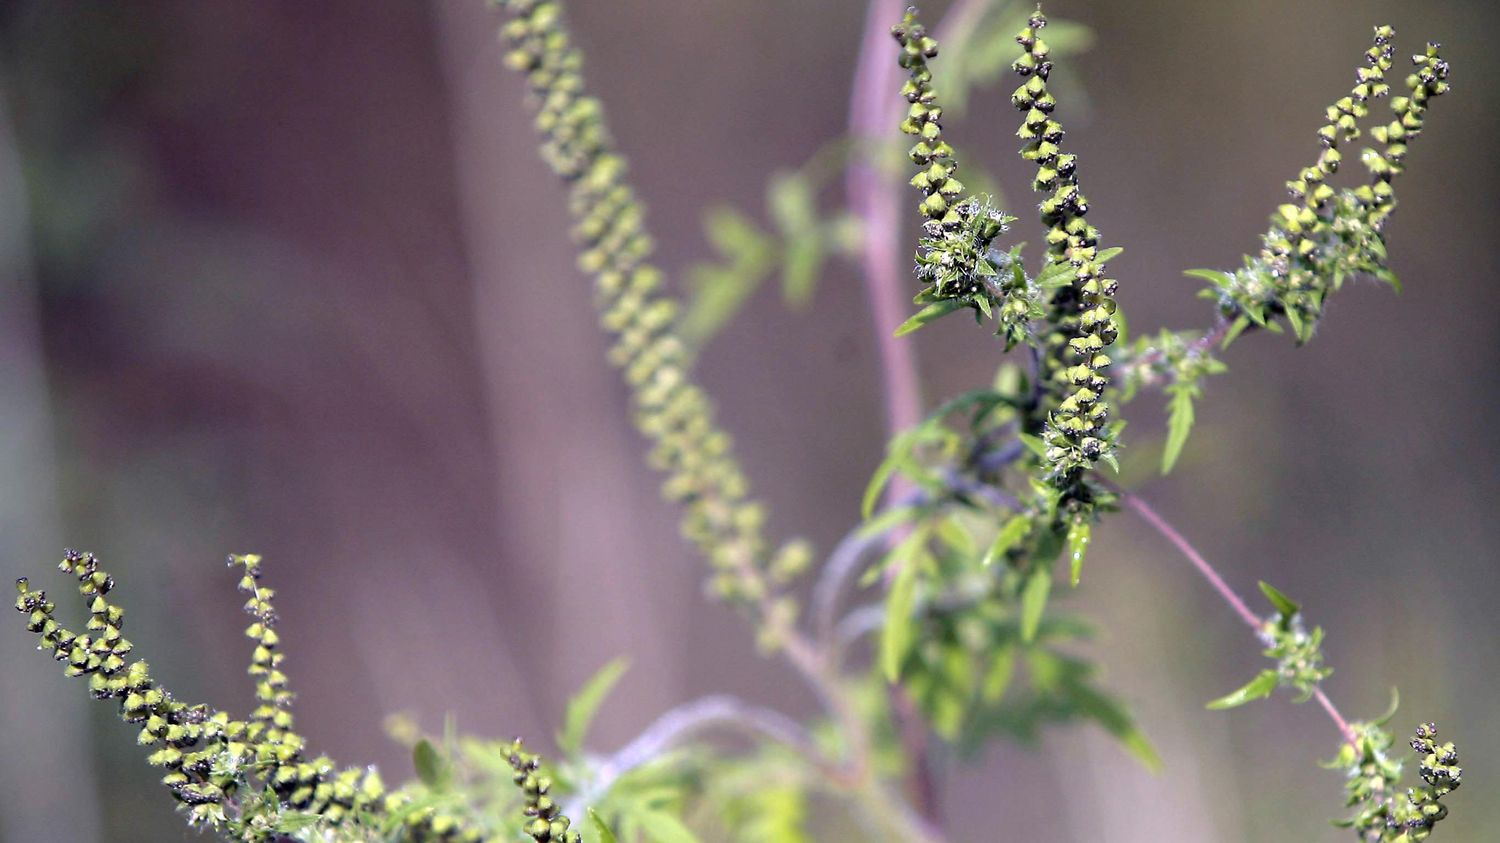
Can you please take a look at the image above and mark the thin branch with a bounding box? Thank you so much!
[563,695,830,819]
[1118,489,1359,747]
[813,525,885,649]
[1122,313,1235,388]
[1119,491,1259,629]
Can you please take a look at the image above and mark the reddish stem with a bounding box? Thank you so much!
[846,0,941,826]
[848,0,922,443]
[1121,492,1259,629]
[1121,491,1359,747]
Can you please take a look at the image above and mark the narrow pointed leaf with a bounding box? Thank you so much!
[1067,679,1162,773]
[1257,580,1300,620]
[982,643,1017,703]
[412,739,450,790]
[559,658,630,755]
[1066,518,1091,587]
[895,299,966,337]
[589,809,620,843]
[1162,386,1195,474]
[1183,268,1234,289]
[983,515,1031,567]
[1206,669,1280,710]
[882,552,921,683]
[1020,565,1052,642]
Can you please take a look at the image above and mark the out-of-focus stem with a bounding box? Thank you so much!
[0,90,104,843]
[848,0,922,446]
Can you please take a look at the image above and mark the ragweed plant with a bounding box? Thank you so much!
[12,1,1465,841]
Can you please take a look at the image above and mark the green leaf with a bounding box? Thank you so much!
[1221,315,1251,349]
[1206,669,1280,710]
[589,809,620,843]
[273,812,324,833]
[1066,518,1091,587]
[1372,687,1401,727]
[682,265,767,348]
[895,299,967,337]
[1372,264,1401,292]
[559,657,630,756]
[882,551,921,682]
[1018,432,1048,458]
[857,504,923,540]
[682,207,775,347]
[934,515,976,558]
[705,205,770,256]
[412,739,449,790]
[982,643,1017,703]
[1036,259,1077,290]
[1284,305,1307,343]
[768,171,816,232]
[982,515,1031,567]
[1184,268,1235,289]
[1257,580,1300,620]
[1095,246,1124,264]
[861,426,934,520]
[1067,680,1162,772]
[1019,565,1052,643]
[636,808,702,843]
[861,455,900,521]
[780,234,823,309]
[1161,385,1195,474]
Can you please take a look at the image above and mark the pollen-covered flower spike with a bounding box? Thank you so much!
[17,550,486,841]
[891,8,962,226]
[1337,720,1462,840]
[507,739,582,843]
[1209,28,1449,344]
[1011,7,1121,496]
[892,7,1036,348]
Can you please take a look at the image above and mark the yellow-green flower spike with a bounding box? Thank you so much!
[507,739,582,843]
[493,0,799,621]
[1361,40,1450,228]
[17,551,489,841]
[1337,721,1462,840]
[892,8,1036,347]
[1011,8,1121,493]
[1209,29,1449,344]
[891,9,963,227]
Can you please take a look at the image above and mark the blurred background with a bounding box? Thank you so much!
[0,1,1494,840]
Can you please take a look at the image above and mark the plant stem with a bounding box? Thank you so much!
[848,0,922,444]
[1119,490,1360,747]
[846,0,946,825]
[1120,492,1259,629]
[1123,314,1235,386]
[565,695,828,817]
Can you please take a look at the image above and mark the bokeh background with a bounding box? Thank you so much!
[1,1,1495,840]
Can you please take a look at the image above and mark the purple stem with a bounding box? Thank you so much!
[1121,492,1259,629]
[848,0,922,446]
[846,0,941,825]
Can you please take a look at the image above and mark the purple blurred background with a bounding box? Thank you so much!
[1,1,1495,840]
